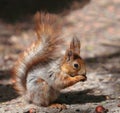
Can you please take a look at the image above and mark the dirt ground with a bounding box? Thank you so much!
[0,0,120,113]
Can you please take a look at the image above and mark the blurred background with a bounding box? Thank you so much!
[0,0,120,112]
[0,0,119,72]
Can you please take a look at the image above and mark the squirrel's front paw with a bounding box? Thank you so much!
[75,75,87,82]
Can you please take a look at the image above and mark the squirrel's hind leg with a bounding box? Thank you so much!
[26,78,59,107]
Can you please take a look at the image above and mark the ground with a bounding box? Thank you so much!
[0,0,120,113]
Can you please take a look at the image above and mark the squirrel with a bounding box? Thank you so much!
[12,12,87,109]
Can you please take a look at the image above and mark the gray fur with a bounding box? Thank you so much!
[26,58,62,106]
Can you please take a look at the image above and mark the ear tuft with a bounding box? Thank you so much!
[67,50,72,57]
[70,36,80,54]
[64,50,73,62]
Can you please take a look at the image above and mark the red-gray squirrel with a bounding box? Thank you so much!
[12,12,87,109]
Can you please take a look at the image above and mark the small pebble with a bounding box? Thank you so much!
[106,96,110,100]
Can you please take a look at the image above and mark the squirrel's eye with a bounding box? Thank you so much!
[73,63,79,69]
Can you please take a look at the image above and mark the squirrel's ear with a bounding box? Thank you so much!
[70,36,80,54]
[64,49,73,62]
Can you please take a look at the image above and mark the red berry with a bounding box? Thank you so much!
[118,104,120,107]
[95,105,106,113]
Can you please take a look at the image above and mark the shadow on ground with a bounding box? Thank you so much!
[0,70,18,102]
[57,89,106,104]
[0,84,106,105]
[85,51,120,74]
[85,51,120,64]
[0,84,18,102]
[0,0,90,22]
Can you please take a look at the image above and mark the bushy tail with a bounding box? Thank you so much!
[12,12,63,95]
